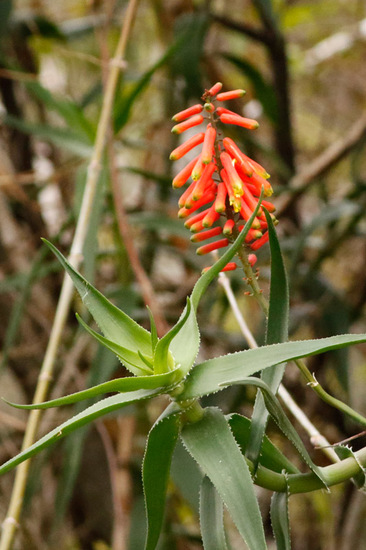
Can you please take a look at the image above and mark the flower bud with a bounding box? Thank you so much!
[219,113,259,130]
[201,125,217,164]
[223,219,235,235]
[170,132,205,161]
[216,89,246,101]
[197,238,229,255]
[172,155,200,188]
[191,226,223,243]
[207,82,223,96]
[171,114,204,135]
[172,104,203,122]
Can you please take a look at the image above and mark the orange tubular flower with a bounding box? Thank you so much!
[170,83,276,273]
[201,125,216,164]
[171,114,204,135]
[172,155,200,189]
[170,132,205,161]
[219,113,259,130]
[172,104,203,122]
[216,89,246,101]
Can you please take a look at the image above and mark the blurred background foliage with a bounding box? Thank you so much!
[0,0,366,549]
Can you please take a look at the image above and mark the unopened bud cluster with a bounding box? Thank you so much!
[170,83,276,272]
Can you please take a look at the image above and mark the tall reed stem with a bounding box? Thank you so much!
[0,2,139,548]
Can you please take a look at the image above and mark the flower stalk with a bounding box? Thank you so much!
[170,83,366,429]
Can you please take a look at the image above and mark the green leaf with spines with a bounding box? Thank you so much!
[76,313,152,375]
[0,389,162,476]
[177,334,366,401]
[168,298,200,378]
[4,368,182,411]
[247,208,289,467]
[222,378,327,487]
[143,408,181,550]
[270,490,291,550]
[181,407,267,550]
[43,239,152,365]
[147,306,158,352]
[200,476,228,550]
[228,414,299,475]
[153,298,193,374]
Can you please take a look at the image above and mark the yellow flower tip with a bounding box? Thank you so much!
[169,153,178,161]
[171,127,180,134]
[233,185,244,197]
[264,186,273,197]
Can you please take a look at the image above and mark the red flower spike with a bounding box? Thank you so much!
[208,82,223,96]
[250,232,269,250]
[223,219,235,235]
[172,155,200,188]
[171,114,204,135]
[201,126,217,164]
[191,155,205,181]
[204,102,215,113]
[171,84,275,271]
[197,238,229,255]
[170,132,205,161]
[220,152,244,197]
[216,89,246,101]
[190,226,223,243]
[248,254,257,266]
[202,207,220,228]
[214,181,228,213]
[178,190,216,218]
[172,104,203,123]
[192,164,216,201]
[220,113,259,130]
[223,137,253,177]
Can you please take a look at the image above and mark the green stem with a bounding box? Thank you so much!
[252,445,366,494]
[237,245,269,315]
